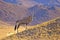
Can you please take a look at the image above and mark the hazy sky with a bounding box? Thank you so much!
[3,0,60,7]
[3,0,18,4]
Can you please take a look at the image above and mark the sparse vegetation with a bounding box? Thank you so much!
[1,17,60,40]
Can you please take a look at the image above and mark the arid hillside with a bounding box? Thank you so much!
[0,20,26,40]
[1,17,60,40]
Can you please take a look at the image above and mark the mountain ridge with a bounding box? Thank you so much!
[0,0,60,25]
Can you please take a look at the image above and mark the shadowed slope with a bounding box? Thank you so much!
[2,17,60,40]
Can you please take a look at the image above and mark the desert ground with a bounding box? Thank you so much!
[0,21,26,39]
[0,17,60,40]
[0,20,35,40]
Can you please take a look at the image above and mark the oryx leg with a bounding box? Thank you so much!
[25,23,28,30]
[16,24,20,33]
[14,23,20,33]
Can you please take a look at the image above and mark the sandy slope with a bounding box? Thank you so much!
[1,17,60,40]
[0,20,35,40]
[0,20,29,39]
[0,21,14,39]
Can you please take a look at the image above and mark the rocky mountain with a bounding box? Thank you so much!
[0,0,60,25]
[0,0,29,25]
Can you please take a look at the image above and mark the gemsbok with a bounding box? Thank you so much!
[14,15,33,33]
